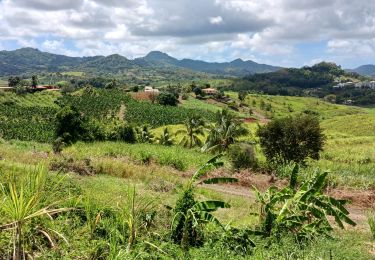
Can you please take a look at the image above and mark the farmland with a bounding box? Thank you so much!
[0,88,374,259]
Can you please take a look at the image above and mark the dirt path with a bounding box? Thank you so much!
[202,182,373,230]
[252,110,270,124]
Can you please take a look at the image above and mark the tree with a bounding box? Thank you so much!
[193,87,203,97]
[176,115,206,148]
[157,92,178,106]
[105,79,117,89]
[202,110,248,153]
[256,114,325,165]
[8,76,21,87]
[118,125,137,143]
[238,91,248,102]
[55,106,87,145]
[31,75,38,88]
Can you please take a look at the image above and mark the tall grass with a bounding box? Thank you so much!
[0,167,71,259]
[368,211,375,240]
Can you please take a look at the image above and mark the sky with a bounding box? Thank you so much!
[1,0,375,68]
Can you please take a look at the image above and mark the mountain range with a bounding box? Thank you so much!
[0,48,280,77]
[348,65,375,77]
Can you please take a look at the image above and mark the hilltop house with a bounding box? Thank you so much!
[144,86,159,93]
[202,87,218,95]
[33,85,59,92]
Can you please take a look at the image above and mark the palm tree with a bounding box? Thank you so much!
[202,109,248,153]
[156,128,174,146]
[176,115,206,148]
[136,125,154,143]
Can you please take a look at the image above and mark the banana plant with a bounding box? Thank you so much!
[156,127,174,146]
[171,155,237,249]
[253,165,356,240]
[175,115,206,148]
[136,125,154,143]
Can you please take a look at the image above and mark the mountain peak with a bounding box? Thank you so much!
[144,51,176,62]
[15,47,41,53]
[231,58,245,65]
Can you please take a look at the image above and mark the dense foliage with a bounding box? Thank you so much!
[0,89,217,143]
[202,110,248,153]
[0,104,57,142]
[229,62,375,105]
[228,143,258,170]
[257,114,325,165]
[254,166,355,240]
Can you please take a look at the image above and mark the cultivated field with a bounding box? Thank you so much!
[0,90,374,258]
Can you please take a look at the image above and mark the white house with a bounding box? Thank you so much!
[144,86,160,93]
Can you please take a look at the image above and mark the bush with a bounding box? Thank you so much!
[228,143,257,170]
[157,92,179,106]
[52,137,66,154]
[257,114,325,165]
[55,106,87,145]
[118,125,137,143]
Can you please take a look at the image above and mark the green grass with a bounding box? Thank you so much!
[180,95,222,113]
[0,137,373,258]
[227,92,365,120]
[61,71,85,76]
[0,91,60,107]
[63,141,212,170]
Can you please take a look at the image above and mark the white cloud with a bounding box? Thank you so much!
[1,0,375,66]
[209,16,223,25]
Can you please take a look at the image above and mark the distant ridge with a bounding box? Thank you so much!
[349,64,375,77]
[0,47,281,76]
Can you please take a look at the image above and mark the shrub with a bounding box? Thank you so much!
[228,143,257,170]
[257,114,325,165]
[157,92,179,106]
[193,87,203,97]
[118,125,137,143]
[55,106,87,145]
[52,137,66,154]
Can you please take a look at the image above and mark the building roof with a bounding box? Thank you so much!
[202,88,217,91]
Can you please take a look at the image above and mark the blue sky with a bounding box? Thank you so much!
[1,0,375,69]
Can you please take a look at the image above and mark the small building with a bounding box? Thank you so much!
[202,88,218,95]
[32,85,59,92]
[144,86,159,93]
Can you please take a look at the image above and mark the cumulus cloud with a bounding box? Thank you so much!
[209,16,224,25]
[1,0,375,67]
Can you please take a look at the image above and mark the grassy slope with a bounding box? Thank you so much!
[0,90,61,107]
[0,140,372,258]
[220,92,375,189]
[0,92,373,257]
